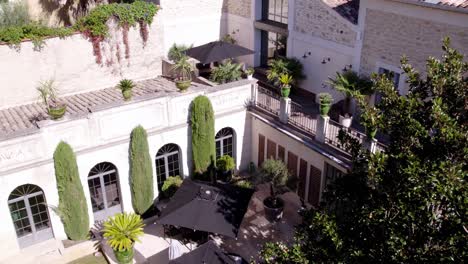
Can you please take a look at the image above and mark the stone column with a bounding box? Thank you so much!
[251,83,258,105]
[279,97,291,124]
[316,115,329,143]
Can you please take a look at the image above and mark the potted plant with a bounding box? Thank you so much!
[257,159,291,222]
[118,79,135,101]
[171,56,193,91]
[327,70,373,127]
[161,176,183,199]
[37,80,66,120]
[210,59,242,84]
[266,57,304,88]
[103,213,144,264]
[216,155,235,182]
[279,74,293,98]
[318,93,333,116]
[167,43,192,62]
[245,67,254,80]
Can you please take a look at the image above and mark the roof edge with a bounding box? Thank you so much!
[387,0,468,14]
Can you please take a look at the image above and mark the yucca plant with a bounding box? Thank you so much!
[118,79,135,101]
[37,79,67,119]
[103,213,145,264]
[171,56,193,91]
[210,59,242,84]
[279,74,293,98]
[168,43,192,62]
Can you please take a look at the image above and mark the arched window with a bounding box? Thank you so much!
[155,144,181,191]
[8,184,53,248]
[215,127,235,158]
[88,162,122,222]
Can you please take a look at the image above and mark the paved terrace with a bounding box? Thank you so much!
[0,77,209,140]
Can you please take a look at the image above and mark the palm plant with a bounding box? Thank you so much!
[118,79,135,101]
[37,79,66,119]
[168,43,192,62]
[327,70,373,116]
[171,56,193,91]
[266,57,304,88]
[103,213,144,264]
[210,59,242,84]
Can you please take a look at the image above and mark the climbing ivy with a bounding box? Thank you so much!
[0,23,73,50]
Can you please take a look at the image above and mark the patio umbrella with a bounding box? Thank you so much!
[168,239,184,260]
[169,240,236,264]
[157,179,254,238]
[185,41,255,64]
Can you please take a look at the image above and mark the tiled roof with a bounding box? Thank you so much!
[420,0,468,8]
[0,77,207,139]
[323,0,360,24]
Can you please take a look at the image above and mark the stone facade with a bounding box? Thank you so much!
[294,0,357,47]
[222,0,251,18]
[360,9,468,78]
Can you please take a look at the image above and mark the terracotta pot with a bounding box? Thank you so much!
[48,105,66,120]
[263,197,284,222]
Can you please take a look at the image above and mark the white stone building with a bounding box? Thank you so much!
[0,0,467,262]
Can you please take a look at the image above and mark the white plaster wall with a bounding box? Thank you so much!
[221,13,256,67]
[289,35,355,101]
[159,0,224,55]
[0,81,253,261]
[0,19,164,109]
[251,114,347,203]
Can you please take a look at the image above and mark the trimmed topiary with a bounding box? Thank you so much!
[53,141,89,240]
[190,96,216,176]
[161,176,183,198]
[129,125,154,215]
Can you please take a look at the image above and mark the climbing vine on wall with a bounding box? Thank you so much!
[75,1,158,64]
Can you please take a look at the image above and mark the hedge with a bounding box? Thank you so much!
[190,95,215,176]
[53,141,89,240]
[129,125,154,215]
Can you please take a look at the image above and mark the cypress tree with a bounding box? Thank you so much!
[190,95,215,175]
[53,141,89,240]
[129,125,154,215]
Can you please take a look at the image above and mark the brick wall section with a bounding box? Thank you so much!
[222,0,251,18]
[360,9,468,76]
[294,0,357,47]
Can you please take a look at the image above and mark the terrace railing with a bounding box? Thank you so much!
[250,84,386,155]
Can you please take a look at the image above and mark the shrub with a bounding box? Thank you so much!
[0,23,74,49]
[0,0,30,28]
[103,213,144,251]
[168,43,191,62]
[210,59,243,84]
[190,95,215,175]
[53,141,89,240]
[266,57,304,87]
[216,155,235,172]
[234,180,253,189]
[118,79,135,92]
[161,176,183,198]
[129,126,154,215]
[257,159,296,199]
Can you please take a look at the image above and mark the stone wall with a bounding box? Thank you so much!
[222,0,251,18]
[294,0,357,48]
[360,9,468,80]
[0,20,164,109]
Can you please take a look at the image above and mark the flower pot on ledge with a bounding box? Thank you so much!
[48,105,66,120]
[114,246,134,264]
[175,79,191,92]
[281,88,290,98]
[122,89,133,101]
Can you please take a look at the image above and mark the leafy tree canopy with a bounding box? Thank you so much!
[260,38,467,263]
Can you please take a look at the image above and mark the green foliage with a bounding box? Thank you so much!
[103,213,144,252]
[318,92,333,104]
[190,95,215,175]
[129,126,154,215]
[37,79,61,108]
[262,38,468,263]
[161,176,183,198]
[0,23,73,49]
[53,141,89,240]
[260,242,308,264]
[234,180,253,189]
[257,159,291,197]
[266,57,304,87]
[245,67,254,76]
[0,0,30,27]
[210,59,242,84]
[216,155,235,171]
[327,70,373,114]
[171,56,193,81]
[279,74,293,89]
[168,43,191,62]
[118,79,135,91]
[74,1,158,38]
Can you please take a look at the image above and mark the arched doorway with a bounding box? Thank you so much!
[87,162,122,222]
[155,144,182,191]
[215,127,235,159]
[8,184,54,248]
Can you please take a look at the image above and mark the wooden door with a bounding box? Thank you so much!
[266,139,277,160]
[298,159,308,200]
[308,165,322,207]
[258,134,265,166]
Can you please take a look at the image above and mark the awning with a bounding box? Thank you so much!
[185,41,255,64]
